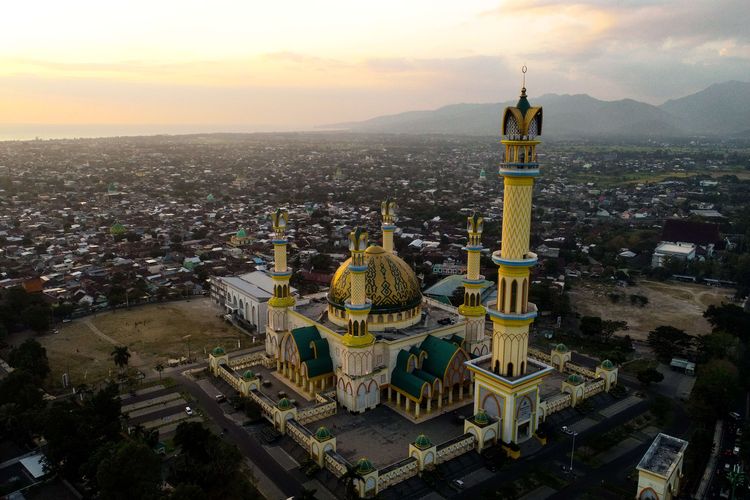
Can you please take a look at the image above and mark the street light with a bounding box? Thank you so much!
[561,426,578,473]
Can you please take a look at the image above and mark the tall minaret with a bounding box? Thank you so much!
[266,209,294,363]
[337,227,378,412]
[459,212,487,355]
[381,198,397,254]
[489,69,543,378]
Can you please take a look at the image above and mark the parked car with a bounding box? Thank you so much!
[215,394,226,403]
[185,406,194,416]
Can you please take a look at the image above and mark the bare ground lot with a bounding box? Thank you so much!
[37,298,244,391]
[568,280,734,341]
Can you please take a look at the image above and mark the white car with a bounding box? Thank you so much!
[185,406,194,416]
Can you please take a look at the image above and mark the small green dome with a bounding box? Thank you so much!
[474,409,490,425]
[277,398,292,410]
[355,457,374,474]
[555,343,569,353]
[236,228,247,238]
[414,434,432,449]
[242,370,256,380]
[566,374,583,385]
[315,426,332,441]
[211,346,225,356]
[206,193,215,202]
[601,359,614,369]
[110,223,126,236]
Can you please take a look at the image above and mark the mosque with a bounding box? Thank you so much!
[259,79,558,443]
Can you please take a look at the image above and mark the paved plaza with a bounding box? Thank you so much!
[314,402,474,467]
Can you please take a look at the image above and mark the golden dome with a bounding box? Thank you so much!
[328,245,422,314]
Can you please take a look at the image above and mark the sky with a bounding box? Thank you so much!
[0,0,748,136]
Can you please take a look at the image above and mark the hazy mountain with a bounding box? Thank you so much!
[326,81,749,138]
[660,81,750,135]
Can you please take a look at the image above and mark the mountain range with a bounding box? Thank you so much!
[326,81,750,138]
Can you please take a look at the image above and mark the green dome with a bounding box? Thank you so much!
[474,409,490,425]
[414,434,432,449]
[206,193,215,202]
[601,359,614,369]
[110,223,126,236]
[554,343,569,353]
[277,398,292,410]
[242,370,256,380]
[211,346,225,356]
[355,457,374,474]
[566,374,583,385]
[236,228,247,238]
[315,426,332,441]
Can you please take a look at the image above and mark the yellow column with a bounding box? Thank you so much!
[381,198,396,254]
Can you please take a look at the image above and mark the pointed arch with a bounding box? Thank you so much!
[510,280,518,313]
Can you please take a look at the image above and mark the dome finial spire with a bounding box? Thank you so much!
[521,65,527,97]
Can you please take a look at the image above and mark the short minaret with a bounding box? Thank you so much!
[342,227,374,348]
[266,209,295,363]
[337,227,378,412]
[458,212,487,356]
[381,198,397,254]
[489,71,543,378]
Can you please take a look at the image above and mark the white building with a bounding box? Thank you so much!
[211,271,292,334]
[651,242,696,268]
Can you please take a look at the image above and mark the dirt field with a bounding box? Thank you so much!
[40,298,246,391]
[569,280,734,340]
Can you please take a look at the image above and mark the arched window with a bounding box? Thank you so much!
[520,361,525,374]
[353,321,359,336]
[464,292,469,305]
[507,362,514,376]
[522,279,528,313]
[510,280,518,313]
[494,361,500,374]
[282,285,288,297]
[500,279,506,312]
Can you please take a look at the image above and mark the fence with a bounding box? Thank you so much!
[435,433,476,463]
[286,419,313,453]
[218,364,242,392]
[541,393,572,419]
[228,352,265,370]
[248,390,275,421]
[584,379,605,397]
[377,457,419,490]
[566,363,597,379]
[297,394,337,425]
[324,450,350,478]
[528,348,551,363]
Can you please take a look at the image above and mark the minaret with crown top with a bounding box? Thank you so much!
[381,198,397,254]
[489,67,543,378]
[336,227,379,412]
[266,209,295,365]
[459,212,488,355]
[465,68,552,445]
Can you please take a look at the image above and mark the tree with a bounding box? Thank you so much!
[22,304,52,333]
[637,368,664,386]
[601,320,628,342]
[169,421,259,500]
[704,304,750,338]
[111,346,131,373]
[8,338,50,381]
[691,359,740,421]
[647,326,693,361]
[96,440,162,500]
[579,316,603,337]
[155,363,164,380]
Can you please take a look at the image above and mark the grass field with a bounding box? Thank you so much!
[41,298,247,391]
[569,280,733,341]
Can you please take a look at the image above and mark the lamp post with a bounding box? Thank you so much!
[562,426,578,473]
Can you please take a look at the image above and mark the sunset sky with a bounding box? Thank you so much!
[0,0,747,136]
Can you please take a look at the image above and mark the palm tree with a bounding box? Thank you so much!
[111,346,131,374]
[155,363,164,380]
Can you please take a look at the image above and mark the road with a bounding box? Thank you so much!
[173,369,304,499]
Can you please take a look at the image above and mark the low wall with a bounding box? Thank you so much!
[297,393,337,425]
[566,363,597,379]
[540,392,572,420]
[436,433,475,463]
[584,379,605,397]
[324,449,350,478]
[528,348,551,363]
[377,457,419,490]
[286,419,313,453]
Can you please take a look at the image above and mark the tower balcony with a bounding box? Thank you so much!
[492,251,538,267]
[499,164,540,178]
